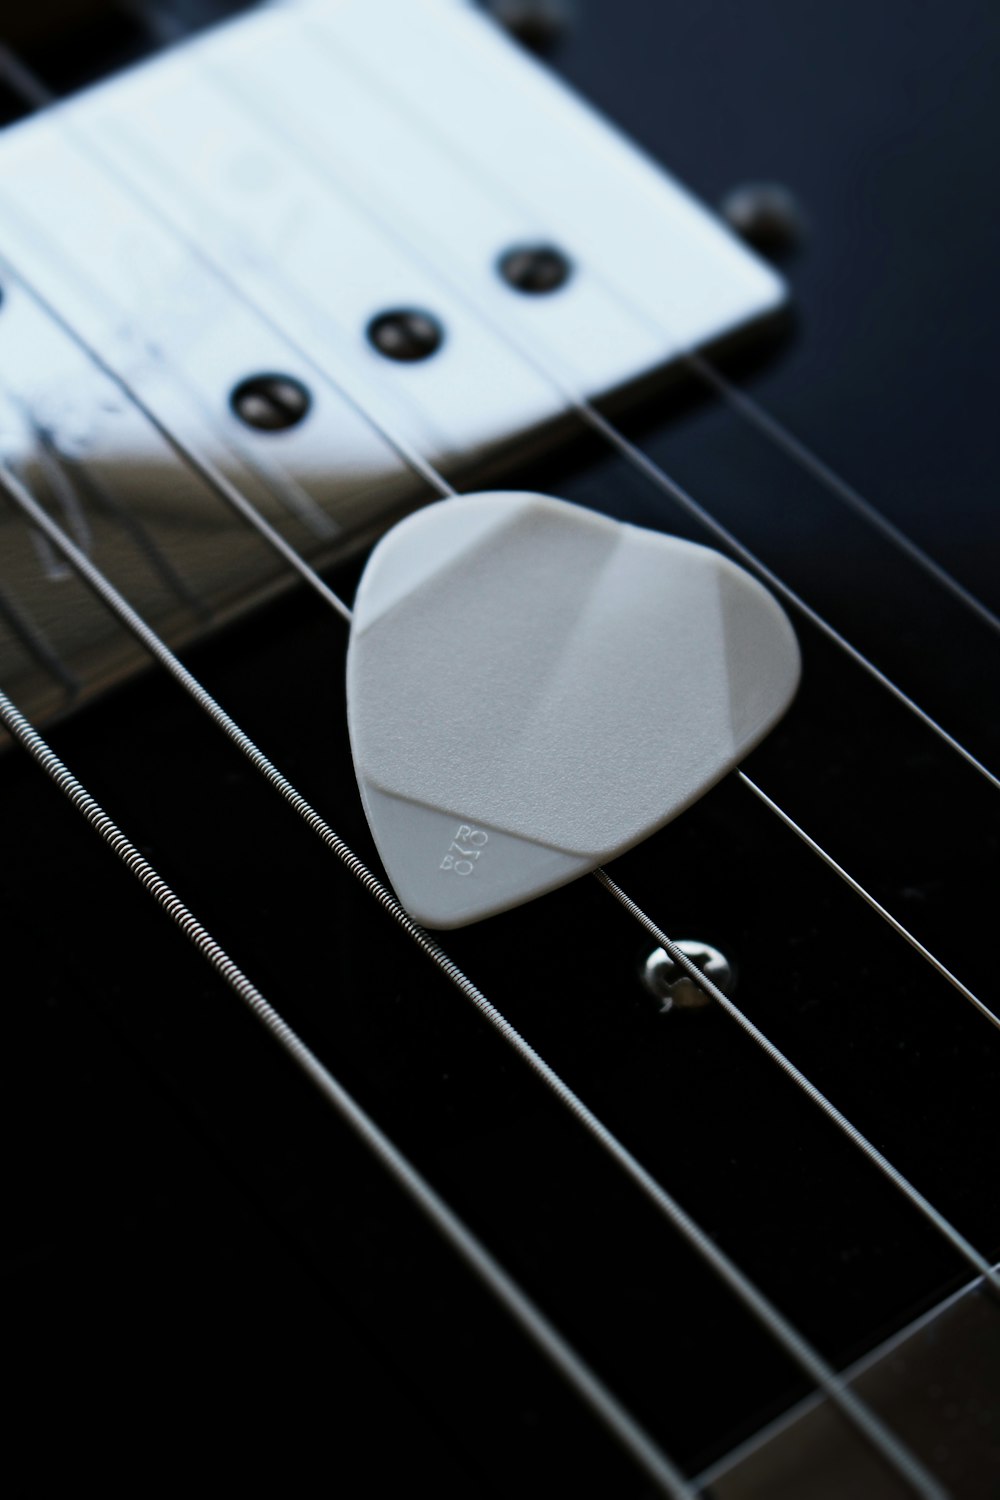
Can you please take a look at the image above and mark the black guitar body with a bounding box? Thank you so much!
[3,3,999,1494]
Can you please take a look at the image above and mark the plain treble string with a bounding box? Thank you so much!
[5,246,999,1276]
[302,11,1000,663]
[8,0,995,996]
[0,26,977,1500]
[4,123,999,1254]
[260,20,1000,795]
[1,26,995,1440]
[22,102,997,1025]
[681,350,1000,639]
[572,398,1000,796]
[592,868,1000,1298]
[3,434,998,1489]
[55,54,1000,796]
[384,5,1000,640]
[0,459,947,1500]
[0,54,456,517]
[14,130,997,1038]
[0,681,696,1500]
[1,233,995,1050]
[736,770,1000,1035]
[0,252,361,626]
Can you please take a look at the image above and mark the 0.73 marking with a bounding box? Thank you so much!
[440,824,489,876]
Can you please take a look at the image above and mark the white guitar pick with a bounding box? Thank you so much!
[346,491,800,928]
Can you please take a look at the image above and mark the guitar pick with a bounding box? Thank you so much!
[346,491,800,928]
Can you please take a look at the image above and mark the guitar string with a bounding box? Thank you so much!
[0,251,359,626]
[0,14,983,1488]
[5,87,999,1186]
[692,1254,1000,1494]
[19,115,998,1007]
[65,0,1000,663]
[7,0,1000,866]
[592,869,1000,1297]
[0,51,457,520]
[4,231,999,1268]
[4,427,998,1308]
[301,2,1000,642]
[0,684,695,1500]
[4,172,994,1044]
[735,771,999,1031]
[0,460,955,1500]
[681,351,1000,639]
[24,69,1000,797]
[3,8,995,1404]
[229,18,1000,795]
[0,49,983,1488]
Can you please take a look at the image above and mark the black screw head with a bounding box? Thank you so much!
[719,182,806,259]
[498,244,572,295]
[230,373,311,432]
[482,0,573,54]
[367,309,444,362]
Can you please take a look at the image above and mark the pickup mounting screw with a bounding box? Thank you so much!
[720,182,805,259]
[230,373,311,431]
[642,940,733,1013]
[367,309,444,362]
[498,244,572,294]
[482,0,573,53]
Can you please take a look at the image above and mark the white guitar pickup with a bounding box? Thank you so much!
[0,0,785,723]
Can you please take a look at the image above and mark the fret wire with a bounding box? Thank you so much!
[302,11,1000,644]
[0,459,948,1500]
[692,1256,1000,1493]
[593,868,1000,1298]
[243,24,1000,796]
[0,681,695,1500]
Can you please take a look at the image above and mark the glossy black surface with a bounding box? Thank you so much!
[2,3,999,1494]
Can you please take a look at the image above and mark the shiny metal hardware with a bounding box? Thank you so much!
[642,940,733,1011]
[0,0,784,727]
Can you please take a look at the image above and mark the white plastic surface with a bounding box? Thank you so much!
[0,0,785,725]
[347,492,801,927]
